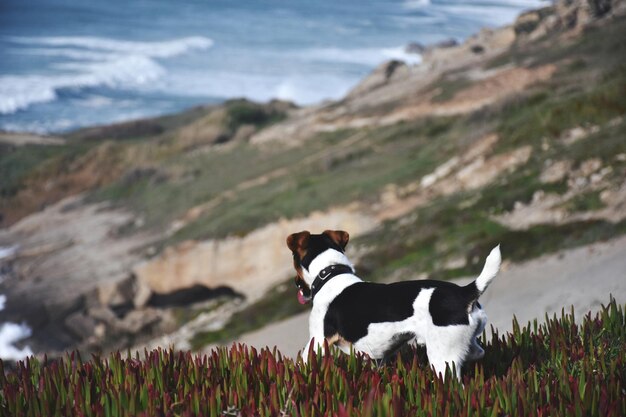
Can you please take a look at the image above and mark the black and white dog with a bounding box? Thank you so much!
[286,230,501,378]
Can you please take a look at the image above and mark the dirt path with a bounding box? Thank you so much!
[227,235,626,358]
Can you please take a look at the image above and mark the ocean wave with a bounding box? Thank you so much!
[0,36,213,115]
[0,322,33,361]
[0,56,164,114]
[9,35,213,59]
[14,47,118,61]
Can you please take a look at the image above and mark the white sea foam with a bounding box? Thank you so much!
[0,245,33,361]
[406,0,545,11]
[403,0,431,9]
[431,0,547,25]
[0,322,33,361]
[162,68,357,106]
[14,47,114,61]
[0,56,163,114]
[10,36,213,59]
[0,36,213,115]
[0,245,18,260]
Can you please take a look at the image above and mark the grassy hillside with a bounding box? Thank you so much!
[1,299,624,416]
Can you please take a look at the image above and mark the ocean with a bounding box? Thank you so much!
[0,0,545,134]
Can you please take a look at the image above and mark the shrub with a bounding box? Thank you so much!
[1,299,624,416]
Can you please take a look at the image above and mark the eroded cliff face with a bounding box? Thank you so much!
[132,209,377,304]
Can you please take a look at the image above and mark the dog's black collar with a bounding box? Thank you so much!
[311,264,354,299]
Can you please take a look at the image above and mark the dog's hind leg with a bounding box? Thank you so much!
[427,349,464,381]
[301,335,337,364]
[466,306,487,362]
[425,326,473,381]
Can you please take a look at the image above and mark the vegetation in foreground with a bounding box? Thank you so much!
[1,299,624,417]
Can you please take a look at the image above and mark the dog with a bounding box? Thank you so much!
[286,229,501,379]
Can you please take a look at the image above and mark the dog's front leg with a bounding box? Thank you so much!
[301,336,325,364]
[301,305,328,364]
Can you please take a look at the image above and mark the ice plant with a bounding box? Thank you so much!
[0,299,624,416]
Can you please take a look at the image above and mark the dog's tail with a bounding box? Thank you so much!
[466,245,501,300]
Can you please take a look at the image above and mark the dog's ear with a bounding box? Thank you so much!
[323,230,350,250]
[287,231,311,253]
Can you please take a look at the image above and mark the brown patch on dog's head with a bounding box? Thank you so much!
[286,230,350,303]
[322,230,349,251]
[287,231,310,259]
[286,231,311,294]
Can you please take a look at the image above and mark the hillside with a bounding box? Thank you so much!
[0,0,625,359]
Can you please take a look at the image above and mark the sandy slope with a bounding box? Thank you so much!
[228,235,626,358]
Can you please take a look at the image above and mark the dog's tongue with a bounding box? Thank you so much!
[297,289,308,305]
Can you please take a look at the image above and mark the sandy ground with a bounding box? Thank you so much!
[229,235,626,358]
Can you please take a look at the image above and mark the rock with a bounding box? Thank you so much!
[444,257,467,270]
[64,312,97,341]
[587,0,612,17]
[44,295,85,322]
[384,60,407,80]
[93,323,106,339]
[456,146,532,190]
[117,308,161,334]
[231,124,257,143]
[551,0,618,33]
[405,42,426,54]
[514,7,555,36]
[560,126,589,145]
[346,60,409,98]
[1,297,49,330]
[579,158,602,177]
[421,157,460,188]
[133,277,152,308]
[470,45,485,54]
[540,160,572,183]
[97,275,136,308]
[120,168,167,187]
[87,305,118,326]
[431,38,458,49]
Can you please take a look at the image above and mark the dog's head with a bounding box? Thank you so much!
[286,229,350,304]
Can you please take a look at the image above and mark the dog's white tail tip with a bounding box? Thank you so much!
[489,244,501,261]
[476,245,502,293]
